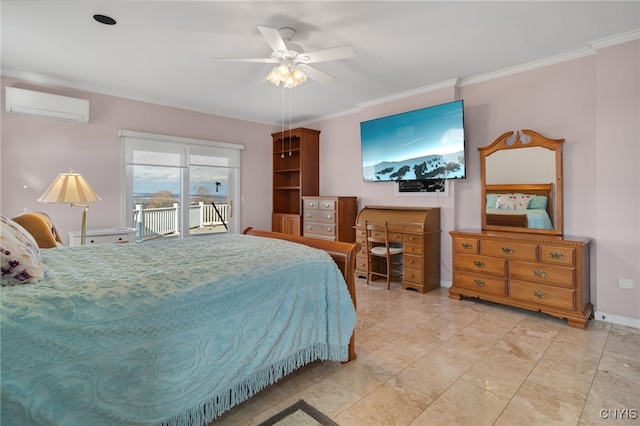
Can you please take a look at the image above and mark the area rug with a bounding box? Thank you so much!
[257,399,339,426]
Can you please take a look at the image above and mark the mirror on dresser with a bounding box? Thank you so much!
[479,129,564,236]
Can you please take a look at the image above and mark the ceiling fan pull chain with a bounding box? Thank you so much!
[289,88,292,156]
[281,85,285,158]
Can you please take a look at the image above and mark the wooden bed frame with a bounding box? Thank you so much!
[485,183,554,229]
[242,227,359,361]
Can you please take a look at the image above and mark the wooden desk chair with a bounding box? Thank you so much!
[364,220,403,289]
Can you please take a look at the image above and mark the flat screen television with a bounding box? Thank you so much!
[360,99,466,182]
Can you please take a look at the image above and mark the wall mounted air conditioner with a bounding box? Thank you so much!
[5,87,90,123]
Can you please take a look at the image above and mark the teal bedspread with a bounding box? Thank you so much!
[486,208,553,229]
[1,234,356,425]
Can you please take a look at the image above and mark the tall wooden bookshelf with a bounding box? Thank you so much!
[271,128,320,235]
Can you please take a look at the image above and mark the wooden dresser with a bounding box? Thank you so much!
[355,206,441,293]
[449,230,592,328]
[302,196,357,242]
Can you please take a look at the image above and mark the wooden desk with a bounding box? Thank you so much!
[355,206,441,293]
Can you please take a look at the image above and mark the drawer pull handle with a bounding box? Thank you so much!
[326,228,332,232]
[533,290,547,299]
[306,214,312,218]
[306,226,312,230]
[533,269,547,278]
[473,261,485,268]
[501,247,514,254]
[308,203,315,207]
[473,279,485,287]
[549,252,565,260]
[461,242,472,249]
[326,215,333,220]
[324,203,331,208]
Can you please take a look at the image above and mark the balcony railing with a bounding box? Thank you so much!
[133,202,228,241]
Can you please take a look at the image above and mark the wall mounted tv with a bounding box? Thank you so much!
[360,99,466,182]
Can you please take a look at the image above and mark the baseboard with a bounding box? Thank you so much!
[594,311,640,329]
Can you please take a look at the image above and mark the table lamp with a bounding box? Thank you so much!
[38,169,101,245]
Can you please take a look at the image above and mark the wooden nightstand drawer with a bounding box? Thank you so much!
[510,260,575,288]
[454,272,507,296]
[456,253,506,276]
[453,237,479,254]
[481,240,537,260]
[540,245,575,266]
[510,279,575,310]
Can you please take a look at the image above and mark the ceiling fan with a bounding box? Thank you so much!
[214,26,356,88]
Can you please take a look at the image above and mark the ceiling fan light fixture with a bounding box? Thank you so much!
[276,63,290,80]
[268,64,306,88]
[290,67,307,84]
[267,67,281,86]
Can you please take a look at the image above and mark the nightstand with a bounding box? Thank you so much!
[68,227,137,246]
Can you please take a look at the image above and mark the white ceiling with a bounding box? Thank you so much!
[2,1,639,126]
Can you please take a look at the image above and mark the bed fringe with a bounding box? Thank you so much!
[158,343,348,426]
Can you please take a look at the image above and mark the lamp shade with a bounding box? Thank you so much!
[38,170,101,204]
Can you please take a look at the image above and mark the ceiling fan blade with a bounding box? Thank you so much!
[212,57,278,63]
[299,45,356,64]
[302,66,337,85]
[257,25,288,53]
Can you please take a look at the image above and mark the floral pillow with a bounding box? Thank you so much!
[495,193,532,210]
[1,215,45,286]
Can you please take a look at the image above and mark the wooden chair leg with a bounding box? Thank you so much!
[386,256,391,290]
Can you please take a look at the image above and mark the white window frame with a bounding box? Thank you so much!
[118,130,244,238]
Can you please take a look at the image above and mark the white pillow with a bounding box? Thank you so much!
[495,193,532,210]
[1,215,45,286]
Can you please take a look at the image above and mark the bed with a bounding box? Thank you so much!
[1,216,358,426]
[485,183,554,229]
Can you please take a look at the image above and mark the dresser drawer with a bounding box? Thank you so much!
[540,245,575,266]
[454,271,507,296]
[368,229,403,243]
[303,199,320,210]
[304,210,336,223]
[510,260,575,288]
[456,253,506,276]
[404,234,422,245]
[509,279,575,310]
[404,242,422,255]
[356,254,368,272]
[481,240,537,260]
[404,253,421,270]
[304,223,336,237]
[404,266,422,284]
[453,237,479,254]
[317,199,336,210]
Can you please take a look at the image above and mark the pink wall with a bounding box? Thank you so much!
[307,40,639,324]
[2,40,638,324]
[594,41,640,323]
[0,77,275,241]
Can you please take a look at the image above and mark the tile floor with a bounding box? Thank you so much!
[210,278,640,426]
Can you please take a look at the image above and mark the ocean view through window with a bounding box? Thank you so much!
[120,130,243,241]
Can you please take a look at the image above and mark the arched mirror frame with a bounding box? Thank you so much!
[480,129,564,236]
